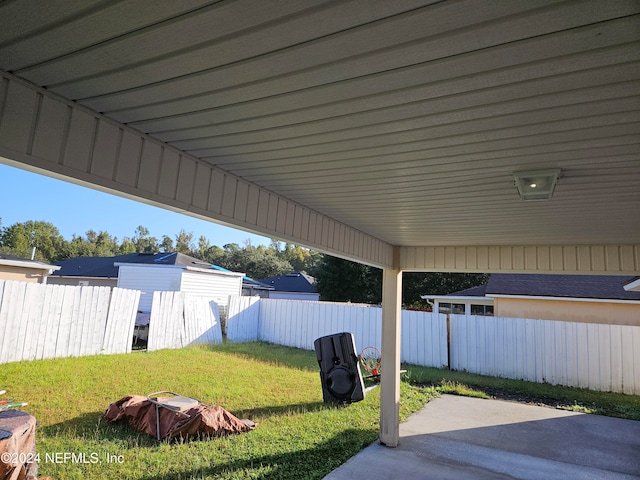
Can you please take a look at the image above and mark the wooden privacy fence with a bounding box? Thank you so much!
[450,315,640,395]
[147,291,223,351]
[0,280,140,363]
[227,296,448,367]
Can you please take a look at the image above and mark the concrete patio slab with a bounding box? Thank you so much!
[323,394,640,480]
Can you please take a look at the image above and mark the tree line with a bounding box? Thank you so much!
[0,218,488,307]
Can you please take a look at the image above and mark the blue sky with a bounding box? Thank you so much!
[0,163,272,247]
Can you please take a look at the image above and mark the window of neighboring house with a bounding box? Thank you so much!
[78,280,89,286]
[471,304,494,316]
[438,302,452,314]
[439,303,466,314]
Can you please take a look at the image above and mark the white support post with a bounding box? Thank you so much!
[379,259,402,447]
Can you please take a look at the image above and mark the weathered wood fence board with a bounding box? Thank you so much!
[0,280,140,363]
[450,315,640,395]
[147,292,222,351]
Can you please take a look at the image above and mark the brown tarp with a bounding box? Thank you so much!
[0,410,38,480]
[104,395,255,440]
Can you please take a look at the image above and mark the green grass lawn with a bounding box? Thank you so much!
[1,342,638,479]
[401,363,640,421]
[0,343,431,480]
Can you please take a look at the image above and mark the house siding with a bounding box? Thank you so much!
[495,297,640,326]
[117,265,182,311]
[48,276,117,287]
[268,291,320,301]
[0,267,47,283]
[180,270,242,315]
[116,264,242,315]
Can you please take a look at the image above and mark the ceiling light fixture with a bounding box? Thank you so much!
[513,169,561,201]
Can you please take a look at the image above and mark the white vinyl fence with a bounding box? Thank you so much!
[227,296,448,367]
[451,315,640,395]
[227,296,640,394]
[147,291,223,351]
[402,309,448,367]
[3,281,638,394]
[0,280,140,363]
[226,295,260,343]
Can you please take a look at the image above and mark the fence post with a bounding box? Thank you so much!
[446,313,451,369]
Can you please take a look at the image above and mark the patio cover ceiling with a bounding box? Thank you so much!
[0,0,639,272]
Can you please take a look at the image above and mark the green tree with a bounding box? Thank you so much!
[63,233,96,258]
[204,242,240,270]
[175,229,194,254]
[159,235,174,253]
[314,255,382,304]
[195,235,211,259]
[132,225,158,252]
[88,230,120,256]
[200,244,225,265]
[403,272,489,309]
[118,237,137,254]
[0,220,67,262]
[279,243,315,272]
[301,249,323,276]
[314,256,489,307]
[58,230,121,259]
[204,243,293,279]
[242,248,293,279]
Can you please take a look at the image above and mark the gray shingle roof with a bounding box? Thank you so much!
[52,252,212,278]
[1,253,33,262]
[485,274,640,301]
[448,284,488,297]
[256,272,317,293]
[447,274,640,301]
[0,253,58,269]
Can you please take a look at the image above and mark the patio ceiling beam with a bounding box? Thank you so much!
[0,71,394,269]
[400,245,640,275]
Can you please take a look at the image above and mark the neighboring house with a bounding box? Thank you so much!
[257,272,319,301]
[422,283,495,317]
[210,264,273,298]
[241,277,274,297]
[49,252,244,314]
[624,277,640,292]
[423,274,640,326]
[48,254,125,287]
[0,253,60,283]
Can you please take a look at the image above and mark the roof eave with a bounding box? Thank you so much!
[623,277,640,292]
[0,259,61,271]
[488,294,640,305]
[114,262,245,277]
